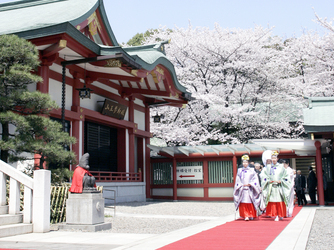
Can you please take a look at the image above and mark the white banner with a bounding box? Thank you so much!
[172,166,203,181]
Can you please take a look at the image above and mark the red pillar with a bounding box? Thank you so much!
[117,128,127,172]
[37,64,50,93]
[233,155,237,184]
[37,54,57,93]
[145,137,151,198]
[315,141,325,205]
[128,97,135,173]
[203,160,209,199]
[173,158,177,201]
[137,137,144,173]
[71,74,81,166]
[72,120,80,167]
[71,73,81,108]
[145,105,151,198]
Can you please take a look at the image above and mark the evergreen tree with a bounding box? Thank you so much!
[0,34,76,168]
[126,29,163,46]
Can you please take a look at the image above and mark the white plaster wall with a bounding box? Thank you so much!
[11,153,34,172]
[49,78,72,110]
[80,93,105,112]
[134,110,145,130]
[177,188,204,197]
[151,188,173,197]
[134,98,145,107]
[92,81,120,96]
[208,187,234,198]
[27,82,36,92]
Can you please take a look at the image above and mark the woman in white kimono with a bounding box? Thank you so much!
[234,155,262,221]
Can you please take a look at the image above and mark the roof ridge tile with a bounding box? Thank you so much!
[0,0,62,12]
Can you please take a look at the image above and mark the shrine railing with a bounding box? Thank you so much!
[0,160,50,232]
[90,171,142,182]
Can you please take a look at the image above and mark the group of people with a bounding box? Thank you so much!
[233,150,295,221]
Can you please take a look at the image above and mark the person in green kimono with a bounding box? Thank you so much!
[260,150,291,221]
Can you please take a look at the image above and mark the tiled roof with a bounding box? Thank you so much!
[303,97,334,133]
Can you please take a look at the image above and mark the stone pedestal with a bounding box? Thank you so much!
[59,192,111,232]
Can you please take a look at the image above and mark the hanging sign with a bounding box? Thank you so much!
[101,99,127,120]
[174,166,203,180]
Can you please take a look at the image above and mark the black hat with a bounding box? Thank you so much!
[308,166,313,170]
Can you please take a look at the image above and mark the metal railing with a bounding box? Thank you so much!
[102,188,116,217]
[90,171,142,182]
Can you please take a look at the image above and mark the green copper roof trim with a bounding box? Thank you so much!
[0,0,190,98]
[14,23,101,54]
[0,0,119,46]
[96,0,119,46]
[0,0,64,11]
[13,22,189,96]
[304,125,334,133]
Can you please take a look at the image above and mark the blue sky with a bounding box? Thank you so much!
[1,0,334,43]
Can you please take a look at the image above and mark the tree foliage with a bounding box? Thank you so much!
[144,22,334,146]
[126,29,170,46]
[0,34,76,167]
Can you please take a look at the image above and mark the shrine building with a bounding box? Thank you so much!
[0,0,191,202]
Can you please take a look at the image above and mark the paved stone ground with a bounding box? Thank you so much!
[306,209,334,250]
[51,200,334,249]
[52,201,236,234]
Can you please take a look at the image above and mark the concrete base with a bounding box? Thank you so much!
[66,192,105,225]
[97,182,146,204]
[58,222,112,232]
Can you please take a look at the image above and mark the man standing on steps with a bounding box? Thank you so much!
[260,151,291,221]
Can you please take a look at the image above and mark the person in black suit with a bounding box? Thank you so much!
[301,172,308,205]
[295,170,307,206]
[307,166,317,204]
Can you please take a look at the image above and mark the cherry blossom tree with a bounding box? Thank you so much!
[134,15,334,146]
[143,24,307,145]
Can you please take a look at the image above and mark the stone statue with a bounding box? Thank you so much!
[69,153,98,193]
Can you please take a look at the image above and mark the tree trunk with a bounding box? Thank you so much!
[0,121,9,163]
[39,155,44,169]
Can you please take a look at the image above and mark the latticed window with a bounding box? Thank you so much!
[151,162,173,185]
[208,161,233,183]
[85,122,117,172]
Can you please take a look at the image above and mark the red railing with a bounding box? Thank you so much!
[90,171,142,182]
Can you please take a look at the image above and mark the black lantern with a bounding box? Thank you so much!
[152,112,165,123]
[77,85,93,99]
[76,63,93,99]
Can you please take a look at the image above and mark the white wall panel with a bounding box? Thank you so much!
[49,79,72,110]
[208,187,233,198]
[177,188,204,197]
[134,110,145,130]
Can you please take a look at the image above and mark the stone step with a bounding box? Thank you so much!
[0,223,32,238]
[0,205,8,215]
[0,214,23,226]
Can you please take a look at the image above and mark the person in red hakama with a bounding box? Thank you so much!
[234,155,262,221]
[260,151,291,221]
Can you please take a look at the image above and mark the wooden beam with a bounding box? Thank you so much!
[41,40,67,58]
[87,71,142,82]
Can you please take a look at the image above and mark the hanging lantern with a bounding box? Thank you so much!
[77,85,93,99]
[76,63,93,99]
[152,112,165,123]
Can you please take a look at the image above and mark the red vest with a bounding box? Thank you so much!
[69,166,95,193]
